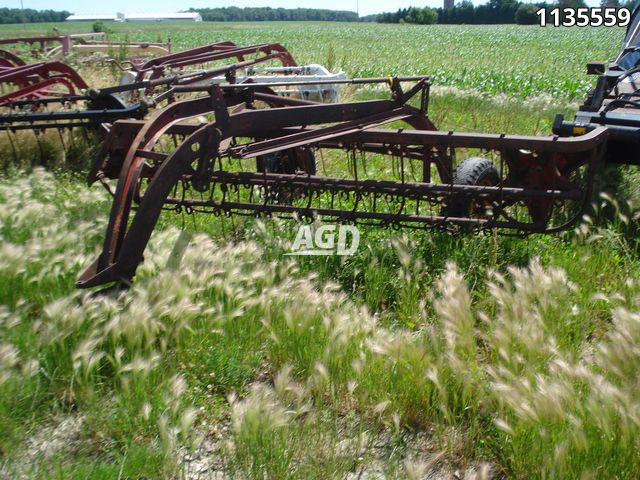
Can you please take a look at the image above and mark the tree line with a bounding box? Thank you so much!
[190,7,358,22]
[0,7,358,24]
[0,8,70,24]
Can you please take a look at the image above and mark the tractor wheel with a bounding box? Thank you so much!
[441,156,500,218]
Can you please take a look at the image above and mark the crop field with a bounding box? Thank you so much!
[0,21,626,98]
[1,21,640,480]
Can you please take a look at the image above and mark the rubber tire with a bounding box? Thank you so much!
[256,147,316,204]
[87,93,128,111]
[256,147,316,175]
[441,156,500,218]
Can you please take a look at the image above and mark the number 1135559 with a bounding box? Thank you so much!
[536,7,630,27]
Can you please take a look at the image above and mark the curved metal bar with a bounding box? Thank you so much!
[94,95,225,275]
[144,43,297,84]
[133,41,238,74]
[0,76,76,105]
[0,61,89,91]
[0,49,25,67]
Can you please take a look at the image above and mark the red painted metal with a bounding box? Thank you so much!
[0,49,26,68]
[0,61,89,106]
[131,42,297,84]
[0,61,88,89]
[0,33,105,55]
[0,76,78,105]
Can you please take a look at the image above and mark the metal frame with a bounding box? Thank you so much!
[77,77,609,288]
[0,33,170,58]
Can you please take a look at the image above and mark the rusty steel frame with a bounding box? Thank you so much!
[128,42,297,85]
[0,33,170,58]
[77,77,609,289]
[0,33,105,56]
[0,61,90,105]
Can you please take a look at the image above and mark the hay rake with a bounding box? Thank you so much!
[76,73,610,288]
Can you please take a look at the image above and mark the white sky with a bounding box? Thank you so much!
[0,0,602,18]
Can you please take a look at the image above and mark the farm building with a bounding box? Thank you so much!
[65,14,117,21]
[65,12,202,22]
[123,13,202,22]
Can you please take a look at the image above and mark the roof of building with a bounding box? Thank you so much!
[124,12,201,19]
[66,14,116,21]
[66,12,201,21]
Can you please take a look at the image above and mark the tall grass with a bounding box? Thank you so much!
[1,170,640,478]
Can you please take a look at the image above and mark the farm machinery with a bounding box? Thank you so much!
[0,32,170,59]
[75,73,610,288]
[0,40,343,130]
[2,19,639,289]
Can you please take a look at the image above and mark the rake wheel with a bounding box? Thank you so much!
[442,156,500,218]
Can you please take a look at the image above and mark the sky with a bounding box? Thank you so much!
[0,0,602,18]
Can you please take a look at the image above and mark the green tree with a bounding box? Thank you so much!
[515,3,540,24]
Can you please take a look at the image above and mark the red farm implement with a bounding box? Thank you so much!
[75,0,640,289]
[0,41,337,128]
[75,71,610,289]
[0,32,170,58]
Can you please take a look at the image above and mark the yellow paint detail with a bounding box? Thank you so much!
[573,127,586,135]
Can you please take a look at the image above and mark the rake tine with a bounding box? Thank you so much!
[57,126,67,159]
[6,129,19,167]
[33,129,45,167]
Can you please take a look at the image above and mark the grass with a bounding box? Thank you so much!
[1,165,639,478]
[1,21,640,480]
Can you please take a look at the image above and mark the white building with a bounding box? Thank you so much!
[66,12,202,22]
[65,14,117,21]
[123,12,202,22]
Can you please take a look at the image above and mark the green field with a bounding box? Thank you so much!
[0,21,626,97]
[1,21,640,480]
